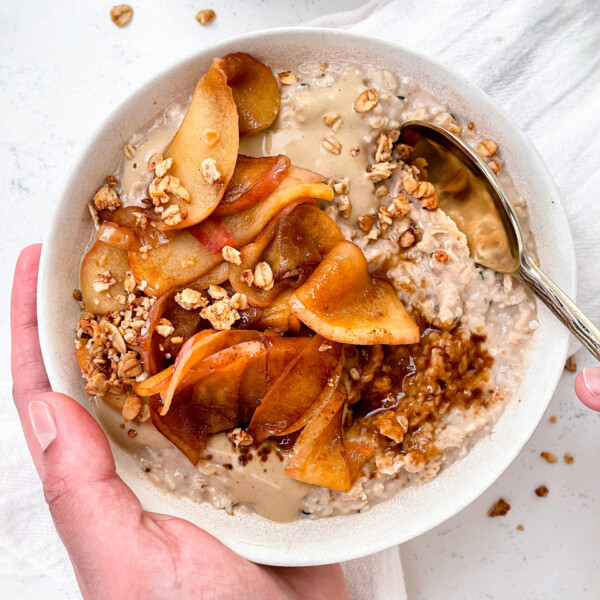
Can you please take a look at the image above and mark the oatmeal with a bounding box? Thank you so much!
[75,54,537,522]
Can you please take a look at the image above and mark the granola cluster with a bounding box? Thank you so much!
[75,281,153,423]
[321,98,446,255]
[343,328,494,478]
[146,153,192,227]
[174,285,249,331]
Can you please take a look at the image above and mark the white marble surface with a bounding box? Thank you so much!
[2,1,600,599]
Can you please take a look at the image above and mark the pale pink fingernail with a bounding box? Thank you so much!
[582,368,600,398]
[29,400,57,451]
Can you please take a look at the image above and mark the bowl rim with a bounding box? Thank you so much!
[38,26,576,566]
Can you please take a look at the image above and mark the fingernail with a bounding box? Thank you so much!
[582,368,600,398]
[29,400,57,451]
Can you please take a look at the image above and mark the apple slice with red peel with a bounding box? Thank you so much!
[162,58,239,230]
[290,240,420,345]
[223,53,281,136]
[134,329,219,397]
[128,167,333,295]
[285,387,352,492]
[142,339,267,417]
[248,334,342,443]
[80,241,130,314]
[220,165,330,243]
[188,217,237,253]
[212,155,290,217]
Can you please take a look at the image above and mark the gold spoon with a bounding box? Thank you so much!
[399,120,600,360]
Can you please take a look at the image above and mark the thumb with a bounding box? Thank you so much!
[29,392,143,560]
[575,367,600,411]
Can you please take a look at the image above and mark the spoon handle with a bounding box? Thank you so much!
[517,254,600,361]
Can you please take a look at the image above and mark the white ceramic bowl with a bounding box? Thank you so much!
[38,28,576,567]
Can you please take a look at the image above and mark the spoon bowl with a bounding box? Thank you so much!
[400,120,600,361]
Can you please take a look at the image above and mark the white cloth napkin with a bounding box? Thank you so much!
[2,1,599,599]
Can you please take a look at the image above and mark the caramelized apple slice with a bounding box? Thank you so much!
[128,167,333,295]
[146,335,320,464]
[80,241,130,314]
[110,206,172,250]
[228,203,298,308]
[140,291,206,376]
[149,337,310,465]
[223,53,281,136]
[237,336,310,422]
[263,204,343,275]
[134,329,219,396]
[152,339,267,417]
[134,365,174,397]
[150,393,206,465]
[212,155,290,217]
[96,221,136,250]
[129,231,221,297]
[188,335,307,425]
[237,289,301,333]
[188,217,236,253]
[285,388,352,492]
[290,241,420,345]
[248,335,341,442]
[150,356,247,466]
[187,262,230,291]
[135,330,260,396]
[168,339,265,406]
[278,357,342,436]
[163,58,239,229]
[229,204,342,307]
[149,348,251,465]
[345,440,375,481]
[154,331,266,414]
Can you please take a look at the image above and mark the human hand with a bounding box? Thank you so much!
[575,365,600,411]
[11,244,349,600]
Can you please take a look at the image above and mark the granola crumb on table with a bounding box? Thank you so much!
[488,498,511,517]
[110,4,133,27]
[540,451,557,464]
[195,9,216,25]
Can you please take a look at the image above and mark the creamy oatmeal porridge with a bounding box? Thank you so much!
[74,54,537,522]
